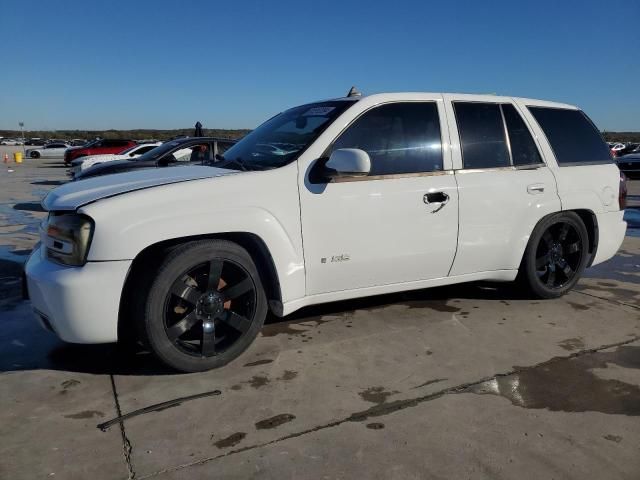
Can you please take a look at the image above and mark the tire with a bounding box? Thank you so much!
[140,240,267,372]
[30,151,40,158]
[518,212,589,299]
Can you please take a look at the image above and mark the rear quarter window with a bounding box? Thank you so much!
[527,107,612,165]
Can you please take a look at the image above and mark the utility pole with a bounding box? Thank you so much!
[19,122,25,155]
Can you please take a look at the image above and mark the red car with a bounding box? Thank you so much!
[64,139,137,165]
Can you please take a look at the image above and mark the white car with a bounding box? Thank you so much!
[26,143,70,158]
[70,142,162,176]
[25,91,627,372]
[1,138,24,145]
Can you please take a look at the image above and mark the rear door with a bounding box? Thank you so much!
[443,95,562,275]
[299,98,459,295]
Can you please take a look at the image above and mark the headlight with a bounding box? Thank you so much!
[44,212,94,266]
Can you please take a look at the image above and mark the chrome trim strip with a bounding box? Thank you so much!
[332,170,454,183]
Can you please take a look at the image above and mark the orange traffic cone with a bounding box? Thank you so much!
[3,153,8,164]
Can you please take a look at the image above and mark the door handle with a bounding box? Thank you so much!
[527,184,545,194]
[423,192,449,213]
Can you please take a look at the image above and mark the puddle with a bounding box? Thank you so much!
[65,410,105,419]
[243,359,274,367]
[459,345,640,415]
[213,432,246,449]
[366,422,385,430]
[255,413,296,430]
[359,386,399,404]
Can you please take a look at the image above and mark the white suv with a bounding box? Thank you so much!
[25,92,627,372]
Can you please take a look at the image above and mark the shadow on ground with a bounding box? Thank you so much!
[1,281,529,377]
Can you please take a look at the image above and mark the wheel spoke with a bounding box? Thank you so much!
[202,323,216,356]
[222,277,253,300]
[535,254,548,270]
[545,264,556,287]
[170,279,201,305]
[207,260,223,291]
[558,223,570,242]
[557,259,573,278]
[542,231,554,248]
[167,311,199,342]
[566,241,580,254]
[219,310,251,334]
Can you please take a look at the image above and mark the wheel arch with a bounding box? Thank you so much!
[569,209,598,267]
[519,208,599,271]
[117,232,282,344]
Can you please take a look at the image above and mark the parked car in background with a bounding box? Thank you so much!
[26,142,70,158]
[610,142,637,158]
[616,152,640,178]
[70,142,162,177]
[25,138,46,146]
[70,138,88,146]
[25,92,626,372]
[1,138,24,145]
[74,137,236,180]
[64,138,136,165]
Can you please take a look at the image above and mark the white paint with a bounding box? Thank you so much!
[26,92,627,344]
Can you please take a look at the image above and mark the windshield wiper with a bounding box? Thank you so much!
[215,154,248,171]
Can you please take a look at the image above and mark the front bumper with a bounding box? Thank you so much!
[591,210,627,267]
[25,246,131,343]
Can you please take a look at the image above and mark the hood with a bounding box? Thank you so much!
[44,165,237,211]
[72,154,123,166]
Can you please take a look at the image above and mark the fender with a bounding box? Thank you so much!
[80,165,305,303]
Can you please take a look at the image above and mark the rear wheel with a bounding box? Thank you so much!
[519,212,589,298]
[140,240,267,372]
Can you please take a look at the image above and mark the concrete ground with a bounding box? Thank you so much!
[1,147,639,480]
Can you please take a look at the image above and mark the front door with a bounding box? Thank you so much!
[299,100,459,296]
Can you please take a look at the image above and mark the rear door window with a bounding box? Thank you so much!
[454,102,510,169]
[527,107,612,165]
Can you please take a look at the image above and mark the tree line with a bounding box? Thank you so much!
[0,128,251,141]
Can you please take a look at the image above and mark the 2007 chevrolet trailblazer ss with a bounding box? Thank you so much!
[25,92,627,372]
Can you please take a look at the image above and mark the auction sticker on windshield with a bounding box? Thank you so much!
[303,106,335,116]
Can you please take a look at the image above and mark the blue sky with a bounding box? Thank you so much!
[1,0,638,131]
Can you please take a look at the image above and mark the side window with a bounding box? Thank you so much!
[167,144,211,163]
[501,104,543,166]
[454,102,510,169]
[528,107,612,165]
[330,102,443,176]
[137,145,155,154]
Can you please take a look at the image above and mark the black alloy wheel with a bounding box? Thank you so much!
[141,240,267,372]
[519,212,589,298]
[165,258,256,358]
[534,222,583,289]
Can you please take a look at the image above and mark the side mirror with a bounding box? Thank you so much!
[324,148,371,178]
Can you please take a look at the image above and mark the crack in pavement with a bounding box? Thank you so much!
[138,335,640,479]
[575,289,640,311]
[110,375,136,480]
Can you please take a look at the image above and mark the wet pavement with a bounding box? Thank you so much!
[1,150,639,479]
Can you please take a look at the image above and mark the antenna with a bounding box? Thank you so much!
[347,86,362,98]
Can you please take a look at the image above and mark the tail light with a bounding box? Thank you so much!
[619,171,628,210]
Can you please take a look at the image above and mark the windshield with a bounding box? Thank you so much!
[219,100,356,170]
[119,144,139,154]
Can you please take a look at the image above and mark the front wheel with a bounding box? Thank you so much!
[30,151,40,158]
[140,240,267,372]
[519,212,589,299]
